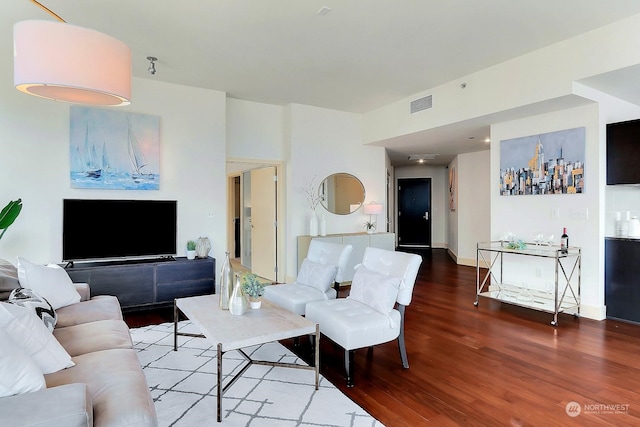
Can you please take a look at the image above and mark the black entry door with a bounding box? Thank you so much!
[397,178,431,247]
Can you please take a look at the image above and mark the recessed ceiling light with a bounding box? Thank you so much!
[317,6,332,16]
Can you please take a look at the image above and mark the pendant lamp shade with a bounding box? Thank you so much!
[14,20,132,106]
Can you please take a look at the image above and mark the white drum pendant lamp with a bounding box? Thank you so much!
[14,20,132,106]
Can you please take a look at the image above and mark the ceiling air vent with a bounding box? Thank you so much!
[410,95,432,113]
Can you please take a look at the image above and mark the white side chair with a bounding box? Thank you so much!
[263,240,353,315]
[305,247,422,387]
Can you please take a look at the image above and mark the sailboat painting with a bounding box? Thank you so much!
[70,106,160,190]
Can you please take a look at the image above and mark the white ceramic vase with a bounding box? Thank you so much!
[195,236,211,258]
[309,213,318,236]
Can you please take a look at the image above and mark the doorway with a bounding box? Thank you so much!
[227,160,285,283]
[397,177,432,248]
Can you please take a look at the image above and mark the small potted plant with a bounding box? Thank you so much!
[241,272,266,309]
[186,240,197,260]
[364,220,376,234]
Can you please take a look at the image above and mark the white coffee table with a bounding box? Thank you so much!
[173,294,320,422]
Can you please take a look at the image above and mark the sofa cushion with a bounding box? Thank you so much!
[17,257,81,309]
[0,328,46,397]
[8,288,57,331]
[263,283,337,315]
[305,298,401,350]
[56,296,123,328]
[296,258,338,293]
[45,348,158,427]
[0,302,74,374]
[0,258,20,301]
[0,383,92,427]
[54,320,133,357]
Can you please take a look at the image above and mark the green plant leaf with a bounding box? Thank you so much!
[0,199,22,237]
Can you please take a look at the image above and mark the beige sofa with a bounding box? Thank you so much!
[0,280,157,427]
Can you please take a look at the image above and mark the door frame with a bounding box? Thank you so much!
[226,158,286,283]
[395,176,432,248]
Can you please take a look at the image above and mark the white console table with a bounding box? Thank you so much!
[297,232,396,283]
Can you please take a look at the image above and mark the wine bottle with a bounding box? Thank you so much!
[560,227,569,253]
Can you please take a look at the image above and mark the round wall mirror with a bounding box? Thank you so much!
[319,173,365,215]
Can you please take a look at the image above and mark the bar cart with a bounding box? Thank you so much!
[475,241,581,326]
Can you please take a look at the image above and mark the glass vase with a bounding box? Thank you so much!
[229,274,248,315]
[218,251,233,310]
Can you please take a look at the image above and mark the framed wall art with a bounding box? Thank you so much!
[70,106,160,190]
[499,127,585,196]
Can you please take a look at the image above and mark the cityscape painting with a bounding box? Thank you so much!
[499,127,585,196]
[70,106,160,190]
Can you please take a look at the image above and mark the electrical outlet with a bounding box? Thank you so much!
[535,267,543,278]
[207,212,215,219]
[551,208,560,219]
[570,208,588,220]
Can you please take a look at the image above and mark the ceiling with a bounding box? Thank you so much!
[4,1,640,166]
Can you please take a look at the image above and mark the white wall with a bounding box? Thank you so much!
[226,98,285,161]
[285,104,387,279]
[394,165,447,248]
[456,150,491,265]
[490,103,604,319]
[0,77,228,289]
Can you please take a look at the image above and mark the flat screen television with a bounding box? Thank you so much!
[63,199,177,262]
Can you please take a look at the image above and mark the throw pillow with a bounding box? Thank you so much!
[0,302,74,374]
[9,288,57,332]
[296,259,338,293]
[17,257,81,309]
[0,328,46,398]
[0,258,20,300]
[348,265,401,316]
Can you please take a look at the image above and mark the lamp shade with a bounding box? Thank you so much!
[364,202,383,215]
[14,20,131,106]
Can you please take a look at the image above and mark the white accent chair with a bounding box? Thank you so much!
[305,247,422,387]
[263,240,353,315]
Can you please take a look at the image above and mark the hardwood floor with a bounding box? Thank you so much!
[124,249,640,426]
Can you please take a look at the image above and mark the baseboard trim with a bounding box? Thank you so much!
[580,304,606,321]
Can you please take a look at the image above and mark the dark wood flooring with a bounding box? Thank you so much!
[124,249,640,426]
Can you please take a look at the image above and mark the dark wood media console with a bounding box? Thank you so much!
[64,257,215,311]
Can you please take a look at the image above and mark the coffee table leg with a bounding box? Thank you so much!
[173,300,178,351]
[217,343,222,422]
[314,324,320,390]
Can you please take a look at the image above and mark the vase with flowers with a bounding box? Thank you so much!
[301,176,322,237]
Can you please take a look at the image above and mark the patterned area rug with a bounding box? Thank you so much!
[131,321,385,426]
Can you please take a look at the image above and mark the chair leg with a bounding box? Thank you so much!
[345,349,355,387]
[398,304,409,369]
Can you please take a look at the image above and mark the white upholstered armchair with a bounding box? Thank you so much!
[263,240,353,315]
[305,247,422,387]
